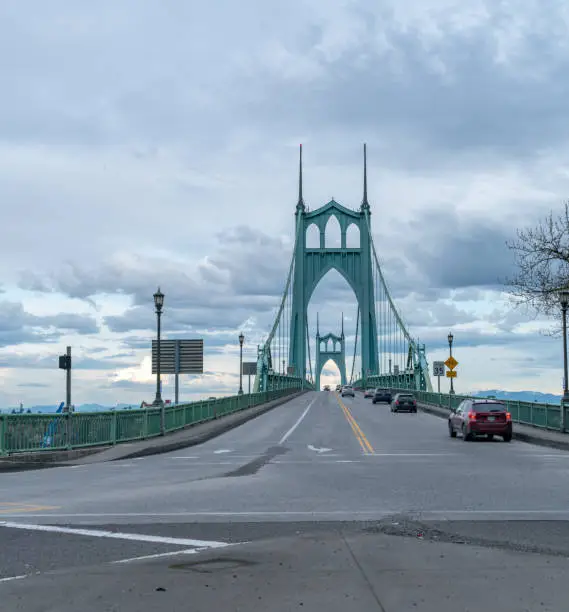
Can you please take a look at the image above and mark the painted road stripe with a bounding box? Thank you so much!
[279,396,316,445]
[340,401,367,452]
[0,575,27,583]
[0,522,232,548]
[112,547,209,564]
[339,397,373,453]
[336,394,374,454]
[0,503,59,514]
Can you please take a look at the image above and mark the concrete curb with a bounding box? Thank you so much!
[418,401,569,451]
[0,446,110,467]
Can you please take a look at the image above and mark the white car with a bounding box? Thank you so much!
[341,385,355,398]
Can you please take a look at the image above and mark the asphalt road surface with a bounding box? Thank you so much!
[3,390,569,611]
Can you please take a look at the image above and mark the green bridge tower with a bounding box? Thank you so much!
[315,313,347,390]
[289,144,378,386]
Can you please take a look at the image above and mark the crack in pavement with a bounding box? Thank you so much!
[365,516,569,558]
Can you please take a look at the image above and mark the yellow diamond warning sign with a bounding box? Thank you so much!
[445,356,458,370]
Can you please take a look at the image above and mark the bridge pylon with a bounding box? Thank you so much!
[315,313,347,390]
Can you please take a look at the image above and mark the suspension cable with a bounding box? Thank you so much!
[350,305,360,384]
[306,313,313,384]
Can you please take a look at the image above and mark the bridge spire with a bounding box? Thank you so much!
[361,143,370,211]
[341,312,344,338]
[296,144,305,213]
[316,312,320,338]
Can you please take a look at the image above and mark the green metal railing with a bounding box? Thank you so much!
[389,388,567,432]
[0,387,302,456]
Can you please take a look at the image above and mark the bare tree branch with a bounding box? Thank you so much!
[505,201,569,331]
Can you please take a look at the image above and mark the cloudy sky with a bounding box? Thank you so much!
[1,0,568,407]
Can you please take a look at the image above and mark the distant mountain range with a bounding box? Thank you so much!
[0,403,137,414]
[471,390,562,405]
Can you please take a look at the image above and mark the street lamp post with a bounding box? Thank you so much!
[559,290,569,432]
[238,332,244,395]
[448,332,455,395]
[153,288,165,433]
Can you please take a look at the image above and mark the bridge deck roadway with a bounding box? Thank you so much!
[2,390,569,610]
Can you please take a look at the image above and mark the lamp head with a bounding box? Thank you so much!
[559,289,569,308]
[153,287,164,311]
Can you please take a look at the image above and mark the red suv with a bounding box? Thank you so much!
[448,399,512,442]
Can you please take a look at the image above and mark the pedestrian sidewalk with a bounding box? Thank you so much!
[419,401,569,451]
[0,390,308,471]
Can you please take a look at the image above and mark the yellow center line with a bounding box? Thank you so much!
[335,394,375,454]
[343,405,367,453]
[345,407,374,454]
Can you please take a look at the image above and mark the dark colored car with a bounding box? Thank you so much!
[391,392,417,413]
[372,388,392,404]
[448,399,512,442]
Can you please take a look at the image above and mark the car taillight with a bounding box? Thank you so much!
[506,412,511,421]
[395,400,399,405]
[468,411,476,420]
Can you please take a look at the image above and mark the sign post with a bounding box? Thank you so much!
[152,339,204,405]
[444,356,458,408]
[242,362,257,395]
[432,361,445,394]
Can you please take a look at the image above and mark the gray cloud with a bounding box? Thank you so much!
[0,353,135,371]
[0,301,99,348]
[17,382,50,388]
[238,4,569,164]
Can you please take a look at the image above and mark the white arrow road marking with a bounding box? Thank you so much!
[307,445,332,454]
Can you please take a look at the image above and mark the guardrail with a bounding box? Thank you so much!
[389,388,566,432]
[0,388,301,456]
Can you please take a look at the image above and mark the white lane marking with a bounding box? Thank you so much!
[0,575,27,583]
[279,397,316,445]
[214,449,232,454]
[527,454,569,458]
[166,462,239,465]
[170,456,264,460]
[366,453,456,457]
[336,460,358,463]
[0,522,231,548]
[307,445,332,454]
[112,547,208,564]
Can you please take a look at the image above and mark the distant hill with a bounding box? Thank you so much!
[471,390,562,405]
[0,402,138,414]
